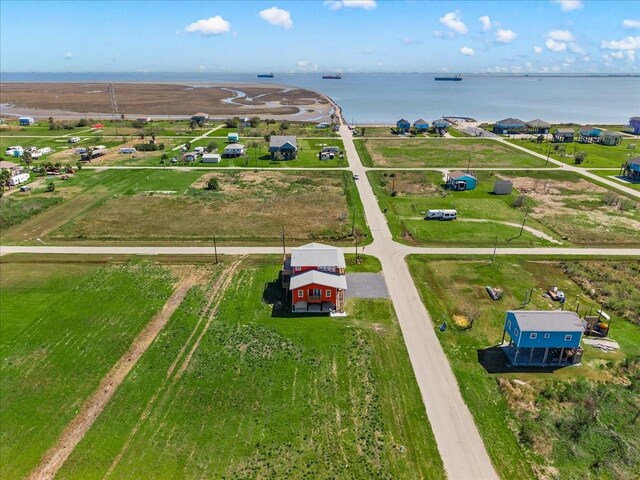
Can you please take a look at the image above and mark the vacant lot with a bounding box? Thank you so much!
[57,257,444,479]
[0,259,184,479]
[355,138,546,168]
[408,256,640,480]
[46,170,368,245]
[367,170,640,247]
[507,138,636,168]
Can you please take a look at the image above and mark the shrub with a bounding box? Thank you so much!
[133,143,160,152]
[47,182,55,192]
[574,151,587,164]
[206,177,219,191]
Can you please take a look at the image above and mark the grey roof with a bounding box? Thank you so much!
[526,119,551,128]
[630,116,640,122]
[509,310,583,332]
[269,135,297,149]
[414,118,429,125]
[223,143,244,151]
[290,242,346,268]
[554,128,575,134]
[496,118,525,125]
[192,112,209,118]
[494,180,513,185]
[603,131,622,137]
[433,119,450,127]
[290,270,348,290]
[448,170,476,179]
[0,160,19,169]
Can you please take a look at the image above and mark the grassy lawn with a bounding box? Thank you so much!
[367,169,640,247]
[58,257,444,479]
[0,259,181,479]
[355,138,546,168]
[506,138,638,168]
[9,169,370,246]
[211,121,340,139]
[587,169,640,191]
[407,256,640,480]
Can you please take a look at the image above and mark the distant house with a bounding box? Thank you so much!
[493,118,526,134]
[316,122,330,129]
[621,158,640,181]
[413,119,429,132]
[269,135,298,160]
[501,311,584,367]
[432,119,450,135]
[319,145,341,160]
[623,116,640,135]
[136,117,151,124]
[201,153,221,163]
[396,119,411,133]
[222,143,245,157]
[240,117,251,128]
[282,242,347,314]
[228,132,240,143]
[526,119,551,134]
[0,160,29,186]
[191,112,209,123]
[19,116,35,126]
[183,152,198,162]
[493,180,513,195]
[446,170,477,191]
[552,128,575,143]
[600,131,622,146]
[578,126,604,143]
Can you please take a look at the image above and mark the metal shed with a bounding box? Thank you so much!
[493,180,513,195]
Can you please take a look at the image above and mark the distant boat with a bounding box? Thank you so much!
[435,74,462,81]
[322,74,342,79]
[257,73,274,78]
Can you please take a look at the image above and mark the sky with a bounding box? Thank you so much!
[1,0,639,74]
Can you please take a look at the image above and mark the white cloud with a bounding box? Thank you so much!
[568,43,585,54]
[460,46,475,56]
[259,7,293,29]
[185,16,230,36]
[511,66,524,73]
[610,51,624,59]
[439,11,467,35]
[623,19,640,28]
[601,36,640,50]
[296,60,318,72]
[582,56,590,62]
[324,0,376,10]
[495,29,517,44]
[432,31,444,38]
[478,15,492,31]
[63,52,72,59]
[376,61,383,67]
[547,30,574,42]
[403,37,421,45]
[627,50,636,63]
[534,46,543,54]
[553,1,583,12]
[546,38,567,52]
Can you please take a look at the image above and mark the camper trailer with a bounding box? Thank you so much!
[425,209,457,220]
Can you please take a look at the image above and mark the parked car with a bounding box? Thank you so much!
[20,185,31,192]
[353,173,359,180]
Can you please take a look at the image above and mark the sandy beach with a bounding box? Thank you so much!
[0,82,335,122]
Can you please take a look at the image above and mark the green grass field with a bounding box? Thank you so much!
[506,138,638,168]
[407,256,640,480]
[51,257,444,479]
[587,169,640,191]
[0,259,180,479]
[355,138,547,168]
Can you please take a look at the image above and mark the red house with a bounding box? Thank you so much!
[282,243,347,314]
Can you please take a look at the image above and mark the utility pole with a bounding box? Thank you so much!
[491,235,498,265]
[519,211,528,237]
[108,83,119,136]
[354,233,359,262]
[281,225,286,257]
[466,153,471,173]
[351,209,356,237]
[545,143,551,166]
[213,235,218,264]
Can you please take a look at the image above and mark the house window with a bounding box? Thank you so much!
[326,289,332,297]
[514,329,519,336]
[544,333,550,339]
[530,333,537,339]
[564,335,572,341]
[297,290,303,298]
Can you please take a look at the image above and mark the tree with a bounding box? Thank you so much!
[279,121,290,132]
[21,151,32,170]
[185,142,192,151]
[206,177,219,191]
[574,151,587,164]
[188,120,197,131]
[161,153,169,160]
[206,141,218,153]
[360,127,366,137]
[224,117,239,128]
[249,116,260,128]
[47,182,55,192]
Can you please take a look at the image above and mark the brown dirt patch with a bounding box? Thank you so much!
[27,271,200,480]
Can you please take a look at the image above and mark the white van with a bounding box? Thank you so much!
[442,209,457,220]
[68,137,81,143]
[194,146,205,154]
[425,209,444,220]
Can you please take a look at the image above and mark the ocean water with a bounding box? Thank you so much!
[1,72,638,124]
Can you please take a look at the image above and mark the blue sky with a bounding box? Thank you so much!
[1,0,639,73]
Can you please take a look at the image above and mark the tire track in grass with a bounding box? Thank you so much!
[27,271,200,480]
[102,257,245,479]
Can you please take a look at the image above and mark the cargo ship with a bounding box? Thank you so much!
[322,74,342,79]
[257,73,274,78]
[435,74,462,81]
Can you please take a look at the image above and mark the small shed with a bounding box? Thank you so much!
[396,119,411,132]
[526,119,551,134]
[601,131,622,146]
[552,128,575,143]
[202,153,221,163]
[493,180,513,195]
[228,132,240,143]
[136,117,151,124]
[19,116,35,126]
[446,170,477,191]
[493,118,526,134]
[413,119,429,132]
[501,310,584,367]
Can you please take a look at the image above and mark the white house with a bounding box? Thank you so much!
[8,172,30,186]
[202,153,221,163]
[223,143,245,157]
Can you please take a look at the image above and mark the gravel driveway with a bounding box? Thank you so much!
[345,273,389,299]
